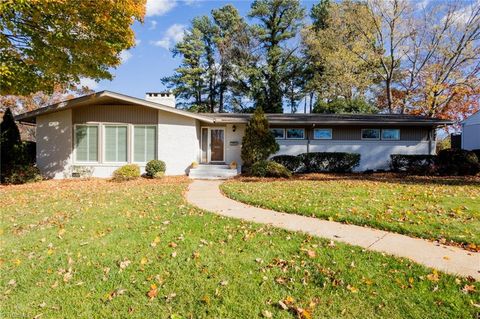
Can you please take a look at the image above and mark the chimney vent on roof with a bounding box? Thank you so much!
[145,92,176,108]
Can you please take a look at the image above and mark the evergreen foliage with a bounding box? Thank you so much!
[241,107,279,170]
[0,108,22,182]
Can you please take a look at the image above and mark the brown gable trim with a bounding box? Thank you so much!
[15,91,214,124]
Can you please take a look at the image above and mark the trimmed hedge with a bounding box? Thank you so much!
[112,164,140,181]
[436,149,480,176]
[390,154,437,175]
[251,160,292,178]
[271,155,303,172]
[298,152,360,173]
[145,160,166,177]
[390,149,480,176]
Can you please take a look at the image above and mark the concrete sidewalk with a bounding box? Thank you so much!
[186,180,479,279]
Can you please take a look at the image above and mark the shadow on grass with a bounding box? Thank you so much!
[234,172,480,186]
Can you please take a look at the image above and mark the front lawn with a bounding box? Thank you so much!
[221,174,480,248]
[1,178,478,318]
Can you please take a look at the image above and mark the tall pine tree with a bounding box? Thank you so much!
[249,0,305,113]
[162,27,206,111]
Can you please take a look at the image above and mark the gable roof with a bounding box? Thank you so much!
[15,90,215,123]
[15,90,452,126]
[461,110,480,125]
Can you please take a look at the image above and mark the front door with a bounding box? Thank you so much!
[210,129,224,162]
[200,127,225,163]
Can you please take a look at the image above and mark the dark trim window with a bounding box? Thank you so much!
[381,129,400,140]
[270,128,285,139]
[361,129,380,140]
[313,128,332,140]
[286,128,305,139]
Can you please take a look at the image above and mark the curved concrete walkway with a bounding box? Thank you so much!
[186,180,479,279]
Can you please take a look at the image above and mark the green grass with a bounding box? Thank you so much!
[1,177,478,318]
[221,174,480,248]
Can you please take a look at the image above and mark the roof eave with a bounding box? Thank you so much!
[14,90,215,124]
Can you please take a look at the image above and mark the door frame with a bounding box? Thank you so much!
[200,127,226,163]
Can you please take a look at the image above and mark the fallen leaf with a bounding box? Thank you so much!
[118,259,131,271]
[262,310,272,318]
[278,300,288,310]
[347,285,358,293]
[427,270,439,282]
[147,284,158,300]
[462,284,475,293]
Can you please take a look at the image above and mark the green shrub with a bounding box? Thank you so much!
[299,152,360,173]
[4,165,42,184]
[390,154,437,175]
[145,160,166,177]
[241,107,279,171]
[271,155,303,173]
[436,149,480,176]
[251,160,291,178]
[472,149,480,161]
[112,164,140,181]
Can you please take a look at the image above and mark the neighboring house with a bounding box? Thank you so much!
[460,111,480,150]
[15,91,451,179]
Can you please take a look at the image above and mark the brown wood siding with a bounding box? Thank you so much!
[72,105,158,124]
[271,125,430,141]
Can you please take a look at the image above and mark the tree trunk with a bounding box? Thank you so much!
[385,79,393,113]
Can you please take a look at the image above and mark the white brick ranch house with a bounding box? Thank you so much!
[15,90,452,179]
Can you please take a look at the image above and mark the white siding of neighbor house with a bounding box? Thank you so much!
[158,111,200,175]
[274,140,432,171]
[462,112,480,150]
[36,110,73,179]
[462,124,480,150]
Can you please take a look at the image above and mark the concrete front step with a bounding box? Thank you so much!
[189,164,239,180]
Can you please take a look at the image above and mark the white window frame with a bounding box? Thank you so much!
[286,128,305,140]
[270,128,285,140]
[73,124,99,163]
[133,125,157,163]
[313,128,333,140]
[103,124,129,164]
[361,128,380,140]
[381,129,401,141]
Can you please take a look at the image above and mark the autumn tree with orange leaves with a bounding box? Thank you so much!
[0,0,146,96]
